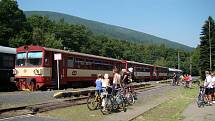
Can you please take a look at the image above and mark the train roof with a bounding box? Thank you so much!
[127,61,168,69]
[44,47,121,62]
[126,60,154,66]
[168,68,183,72]
[0,46,16,54]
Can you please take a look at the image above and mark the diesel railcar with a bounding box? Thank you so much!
[14,45,124,91]
[13,45,182,91]
[123,61,168,82]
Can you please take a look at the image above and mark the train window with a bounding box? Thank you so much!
[3,55,14,68]
[16,52,26,66]
[44,53,50,66]
[67,57,74,68]
[27,51,42,66]
[103,62,112,70]
[94,60,102,70]
[86,59,93,69]
[135,67,140,72]
[107,63,113,71]
[75,58,85,69]
[145,67,150,72]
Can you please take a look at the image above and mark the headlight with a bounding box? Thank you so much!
[13,69,17,75]
[33,69,41,75]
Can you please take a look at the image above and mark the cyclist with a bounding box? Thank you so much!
[204,71,213,105]
[172,73,177,86]
[101,74,110,111]
[95,74,103,96]
[121,69,129,87]
[112,68,121,96]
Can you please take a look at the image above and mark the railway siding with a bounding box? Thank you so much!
[0,83,153,118]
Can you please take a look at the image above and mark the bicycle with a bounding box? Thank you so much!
[124,85,135,105]
[100,87,127,115]
[196,86,207,108]
[111,88,127,112]
[100,87,113,115]
[87,91,102,110]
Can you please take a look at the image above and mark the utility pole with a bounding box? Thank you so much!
[190,56,192,75]
[209,20,212,71]
[178,51,180,69]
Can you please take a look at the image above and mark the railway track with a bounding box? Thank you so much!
[0,82,169,119]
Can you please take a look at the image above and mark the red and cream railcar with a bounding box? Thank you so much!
[123,61,153,82]
[155,66,168,80]
[14,45,123,91]
[123,61,168,82]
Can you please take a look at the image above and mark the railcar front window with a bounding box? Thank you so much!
[27,52,42,66]
[16,53,26,66]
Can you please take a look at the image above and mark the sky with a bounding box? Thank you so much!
[17,0,215,48]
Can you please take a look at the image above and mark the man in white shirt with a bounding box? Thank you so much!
[211,72,215,103]
[204,71,213,105]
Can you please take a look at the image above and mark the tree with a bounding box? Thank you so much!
[154,57,168,67]
[0,0,31,46]
[191,46,200,76]
[54,20,92,52]
[199,16,215,79]
[42,33,63,49]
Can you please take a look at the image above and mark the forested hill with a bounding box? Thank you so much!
[25,11,193,51]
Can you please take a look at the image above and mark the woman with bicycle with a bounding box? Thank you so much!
[101,74,111,111]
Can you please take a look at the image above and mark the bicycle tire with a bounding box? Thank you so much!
[100,96,112,115]
[87,95,98,110]
[121,98,127,112]
[126,92,135,105]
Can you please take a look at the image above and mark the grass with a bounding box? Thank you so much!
[43,104,104,121]
[132,86,198,121]
[43,85,198,121]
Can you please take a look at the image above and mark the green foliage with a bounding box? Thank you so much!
[191,47,200,76]
[0,4,198,74]
[24,11,193,51]
[0,0,32,46]
[53,20,91,51]
[154,57,168,67]
[42,33,63,49]
[199,16,215,79]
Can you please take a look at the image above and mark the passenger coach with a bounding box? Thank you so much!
[14,45,123,91]
[123,61,168,82]
[0,46,16,91]
[13,45,181,91]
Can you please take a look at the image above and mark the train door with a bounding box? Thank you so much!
[153,66,157,80]
[51,52,63,88]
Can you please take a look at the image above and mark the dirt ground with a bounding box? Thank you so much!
[182,101,215,121]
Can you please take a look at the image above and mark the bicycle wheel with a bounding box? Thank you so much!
[126,92,135,105]
[100,96,112,115]
[196,94,204,108]
[87,95,98,110]
[133,91,137,100]
[120,98,127,112]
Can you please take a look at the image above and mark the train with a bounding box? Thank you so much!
[0,46,16,91]
[13,45,182,91]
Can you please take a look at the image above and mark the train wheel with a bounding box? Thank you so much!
[15,81,20,90]
[29,81,36,91]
